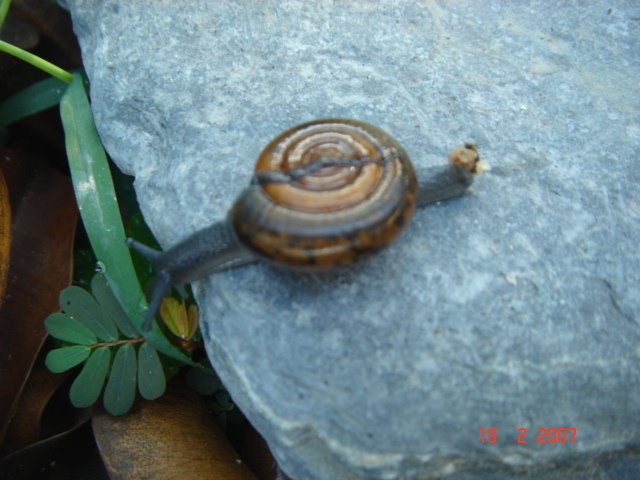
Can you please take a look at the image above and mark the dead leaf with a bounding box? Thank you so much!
[0,413,102,480]
[1,363,71,454]
[0,169,10,305]
[0,160,77,447]
[0,149,32,215]
[92,382,257,480]
[233,420,278,480]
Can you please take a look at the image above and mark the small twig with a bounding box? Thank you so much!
[92,337,146,349]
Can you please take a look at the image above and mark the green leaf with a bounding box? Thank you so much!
[59,286,118,342]
[0,0,10,32]
[45,345,91,373]
[0,40,72,83]
[44,312,97,345]
[103,344,137,415]
[137,343,166,400]
[0,76,67,126]
[60,73,195,366]
[91,274,138,338]
[185,364,223,396]
[69,347,110,408]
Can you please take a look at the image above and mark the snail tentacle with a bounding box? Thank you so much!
[415,144,482,207]
[126,238,162,261]
[127,222,256,330]
[142,270,171,331]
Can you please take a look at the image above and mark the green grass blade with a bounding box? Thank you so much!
[0,40,72,83]
[103,344,137,415]
[69,347,110,408]
[91,274,138,338]
[0,76,67,126]
[185,364,223,396]
[59,73,194,365]
[45,345,91,373]
[137,343,166,400]
[44,312,97,345]
[59,286,118,342]
[0,0,10,32]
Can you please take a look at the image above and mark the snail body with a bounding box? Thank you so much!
[128,119,482,330]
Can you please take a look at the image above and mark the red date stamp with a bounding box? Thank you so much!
[480,427,576,445]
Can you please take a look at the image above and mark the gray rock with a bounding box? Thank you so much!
[67,1,640,478]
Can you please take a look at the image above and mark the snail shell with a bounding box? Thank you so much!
[230,119,418,269]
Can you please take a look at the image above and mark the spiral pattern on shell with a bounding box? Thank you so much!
[230,119,418,269]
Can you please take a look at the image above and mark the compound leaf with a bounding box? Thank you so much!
[59,285,118,342]
[69,347,110,408]
[45,345,91,373]
[103,343,137,415]
[45,312,97,345]
[138,343,165,400]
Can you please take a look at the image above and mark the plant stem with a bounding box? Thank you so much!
[93,337,146,349]
[0,0,10,32]
[0,39,73,83]
[171,337,204,352]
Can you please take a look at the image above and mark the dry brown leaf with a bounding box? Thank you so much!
[1,364,71,454]
[0,162,77,447]
[0,150,32,214]
[0,169,10,305]
[92,383,258,480]
[233,420,278,480]
[0,411,96,480]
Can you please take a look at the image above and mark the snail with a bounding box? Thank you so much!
[127,118,484,330]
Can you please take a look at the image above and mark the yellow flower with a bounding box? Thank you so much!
[159,297,199,340]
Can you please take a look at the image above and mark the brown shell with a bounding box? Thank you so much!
[230,119,418,269]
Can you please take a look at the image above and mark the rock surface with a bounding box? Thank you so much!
[68,1,640,478]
